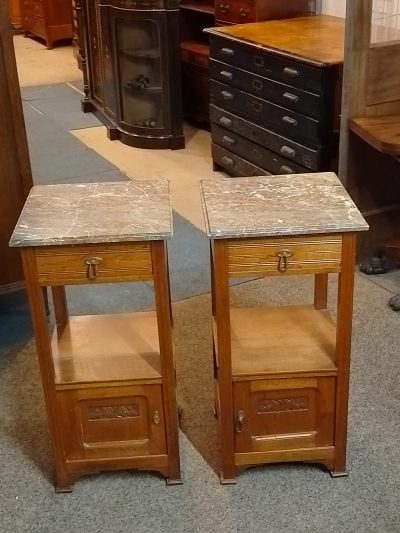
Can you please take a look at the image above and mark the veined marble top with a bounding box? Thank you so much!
[200,173,369,239]
[9,181,172,247]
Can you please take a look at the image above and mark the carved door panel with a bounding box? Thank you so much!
[56,384,166,461]
[233,377,335,453]
[100,5,117,119]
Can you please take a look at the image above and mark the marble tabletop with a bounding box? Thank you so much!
[200,173,369,239]
[9,181,173,247]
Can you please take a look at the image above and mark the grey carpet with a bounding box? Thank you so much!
[1,273,400,533]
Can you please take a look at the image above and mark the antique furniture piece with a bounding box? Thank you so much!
[6,0,22,29]
[10,181,181,491]
[20,0,72,48]
[205,16,344,176]
[201,172,368,483]
[79,0,184,149]
[338,0,400,304]
[0,0,32,293]
[180,0,312,124]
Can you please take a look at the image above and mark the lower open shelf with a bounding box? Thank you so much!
[226,305,337,380]
[51,312,162,388]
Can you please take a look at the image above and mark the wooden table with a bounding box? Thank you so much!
[200,172,368,483]
[10,181,181,492]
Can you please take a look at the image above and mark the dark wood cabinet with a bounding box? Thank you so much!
[180,0,312,124]
[20,0,73,49]
[79,0,184,149]
[0,0,32,292]
[206,16,345,176]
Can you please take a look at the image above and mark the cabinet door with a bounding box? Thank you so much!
[233,377,335,453]
[110,11,170,133]
[57,384,167,460]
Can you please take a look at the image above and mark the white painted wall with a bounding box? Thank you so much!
[321,0,347,17]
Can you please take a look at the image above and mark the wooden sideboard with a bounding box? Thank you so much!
[0,0,33,293]
[20,0,72,48]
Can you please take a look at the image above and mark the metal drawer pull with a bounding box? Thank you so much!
[283,92,299,104]
[253,56,264,67]
[280,145,296,158]
[84,256,103,280]
[221,90,234,100]
[219,116,232,127]
[220,47,234,56]
[220,70,233,80]
[275,250,293,272]
[221,156,234,167]
[219,3,230,13]
[283,66,300,78]
[222,135,235,145]
[280,165,295,174]
[152,410,160,425]
[235,410,245,433]
[282,116,298,127]
[239,7,250,16]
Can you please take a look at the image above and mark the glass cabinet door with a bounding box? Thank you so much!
[114,17,165,130]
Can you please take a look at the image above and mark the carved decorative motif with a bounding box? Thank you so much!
[257,396,308,414]
[87,404,140,420]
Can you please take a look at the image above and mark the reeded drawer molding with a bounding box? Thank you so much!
[34,242,153,284]
[227,235,343,276]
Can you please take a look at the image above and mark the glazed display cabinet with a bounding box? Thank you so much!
[78,0,184,149]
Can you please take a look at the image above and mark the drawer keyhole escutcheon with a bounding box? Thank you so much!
[275,250,293,272]
[84,256,103,280]
[153,410,161,425]
[235,410,245,433]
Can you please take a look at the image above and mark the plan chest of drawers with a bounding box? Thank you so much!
[205,16,345,177]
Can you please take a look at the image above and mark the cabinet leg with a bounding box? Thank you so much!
[314,273,328,309]
[55,473,74,493]
[330,469,349,478]
[107,125,120,141]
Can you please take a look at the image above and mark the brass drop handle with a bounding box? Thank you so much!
[84,256,103,280]
[152,410,160,425]
[235,410,245,433]
[275,250,293,272]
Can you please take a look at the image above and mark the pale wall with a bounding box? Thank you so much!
[321,0,347,17]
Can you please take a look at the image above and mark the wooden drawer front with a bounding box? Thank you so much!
[212,143,271,177]
[210,36,325,93]
[215,0,255,25]
[212,123,309,175]
[21,0,43,18]
[210,80,324,144]
[233,377,335,454]
[210,105,328,171]
[56,384,167,460]
[22,12,45,36]
[34,242,153,285]
[210,60,324,119]
[227,235,342,276]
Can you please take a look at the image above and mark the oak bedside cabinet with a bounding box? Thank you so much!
[10,181,181,491]
[200,172,368,483]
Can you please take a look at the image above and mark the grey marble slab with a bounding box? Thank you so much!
[200,173,369,239]
[10,181,172,247]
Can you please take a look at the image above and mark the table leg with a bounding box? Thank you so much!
[213,240,236,484]
[51,286,68,326]
[151,240,182,484]
[331,233,356,477]
[314,273,328,310]
[21,249,72,491]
